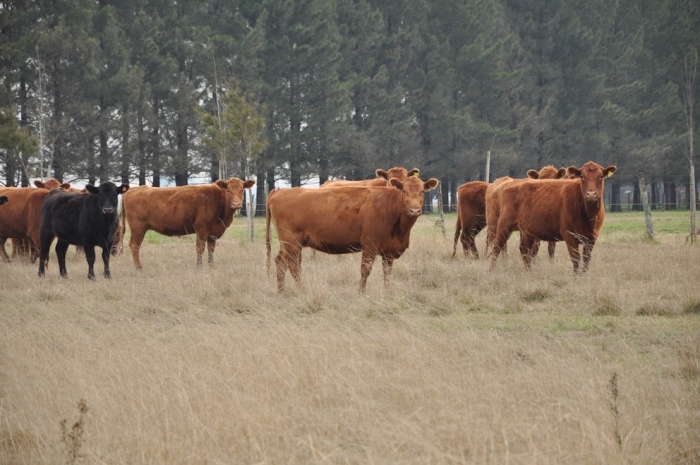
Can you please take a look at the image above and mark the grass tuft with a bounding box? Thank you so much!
[635,303,674,317]
[593,297,621,316]
[681,299,700,315]
[521,288,551,303]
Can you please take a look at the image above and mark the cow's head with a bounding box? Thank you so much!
[389,176,439,217]
[568,161,617,203]
[215,177,256,210]
[34,178,72,190]
[85,182,129,216]
[376,167,420,182]
[527,165,567,179]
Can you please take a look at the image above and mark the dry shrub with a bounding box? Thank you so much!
[636,302,674,316]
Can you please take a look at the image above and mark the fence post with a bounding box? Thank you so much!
[638,172,654,241]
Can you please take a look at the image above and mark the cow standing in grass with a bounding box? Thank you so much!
[121,177,255,269]
[489,161,616,272]
[38,182,129,280]
[266,175,439,292]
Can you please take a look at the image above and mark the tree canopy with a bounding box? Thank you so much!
[0,0,697,202]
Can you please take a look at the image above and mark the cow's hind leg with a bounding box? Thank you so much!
[489,225,513,271]
[275,243,301,292]
[548,241,556,260]
[519,234,538,269]
[56,240,70,278]
[128,228,146,270]
[0,237,9,263]
[101,246,111,279]
[360,250,376,292]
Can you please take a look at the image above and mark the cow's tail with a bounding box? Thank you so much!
[265,190,274,275]
[118,195,127,255]
[451,217,461,258]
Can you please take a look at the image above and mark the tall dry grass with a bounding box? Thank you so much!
[1,215,699,464]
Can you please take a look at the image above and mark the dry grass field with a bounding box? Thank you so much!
[1,211,699,464]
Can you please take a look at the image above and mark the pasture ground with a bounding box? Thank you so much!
[1,211,699,464]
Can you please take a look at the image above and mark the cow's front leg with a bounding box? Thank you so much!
[101,246,111,279]
[360,250,376,292]
[56,240,70,278]
[581,239,595,272]
[381,255,394,288]
[195,231,208,267]
[207,236,217,265]
[83,245,97,280]
[564,236,581,272]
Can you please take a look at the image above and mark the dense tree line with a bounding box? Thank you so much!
[0,0,698,213]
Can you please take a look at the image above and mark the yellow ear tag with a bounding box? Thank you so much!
[607,171,614,178]
[413,172,419,177]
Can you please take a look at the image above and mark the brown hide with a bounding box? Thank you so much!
[320,167,420,188]
[525,165,568,259]
[0,187,51,262]
[489,161,616,272]
[122,177,255,268]
[266,175,439,292]
[6,179,78,261]
[452,181,489,259]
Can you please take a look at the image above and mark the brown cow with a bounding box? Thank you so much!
[266,175,439,292]
[489,161,616,272]
[320,167,420,188]
[525,165,568,259]
[454,165,567,260]
[485,168,572,263]
[0,179,73,262]
[122,177,255,269]
[451,181,489,259]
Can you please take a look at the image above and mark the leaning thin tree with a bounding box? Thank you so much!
[197,80,268,242]
[682,50,698,243]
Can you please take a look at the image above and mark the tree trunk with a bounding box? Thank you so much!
[610,182,621,212]
[632,182,642,211]
[121,104,130,185]
[664,182,677,210]
[151,98,161,187]
[256,165,266,217]
[436,182,446,238]
[638,172,654,241]
[440,176,450,211]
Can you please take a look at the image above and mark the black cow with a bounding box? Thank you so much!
[0,196,7,205]
[38,182,129,280]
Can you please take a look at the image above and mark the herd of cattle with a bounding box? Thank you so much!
[0,160,616,290]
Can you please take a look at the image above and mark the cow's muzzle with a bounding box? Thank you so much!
[406,208,422,217]
[103,207,115,215]
[231,202,242,210]
[585,191,599,202]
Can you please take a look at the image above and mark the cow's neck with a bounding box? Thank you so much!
[582,197,604,234]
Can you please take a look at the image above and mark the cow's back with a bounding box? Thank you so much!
[269,186,403,254]
[124,185,225,235]
[499,179,586,240]
[0,187,49,237]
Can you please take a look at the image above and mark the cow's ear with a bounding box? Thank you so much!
[408,168,420,177]
[118,184,130,194]
[567,166,582,178]
[556,168,567,179]
[376,169,389,180]
[85,184,99,195]
[243,180,256,189]
[61,183,71,190]
[215,180,227,189]
[603,166,617,178]
[423,178,439,191]
[34,180,44,188]
[526,170,539,179]
[389,178,403,190]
